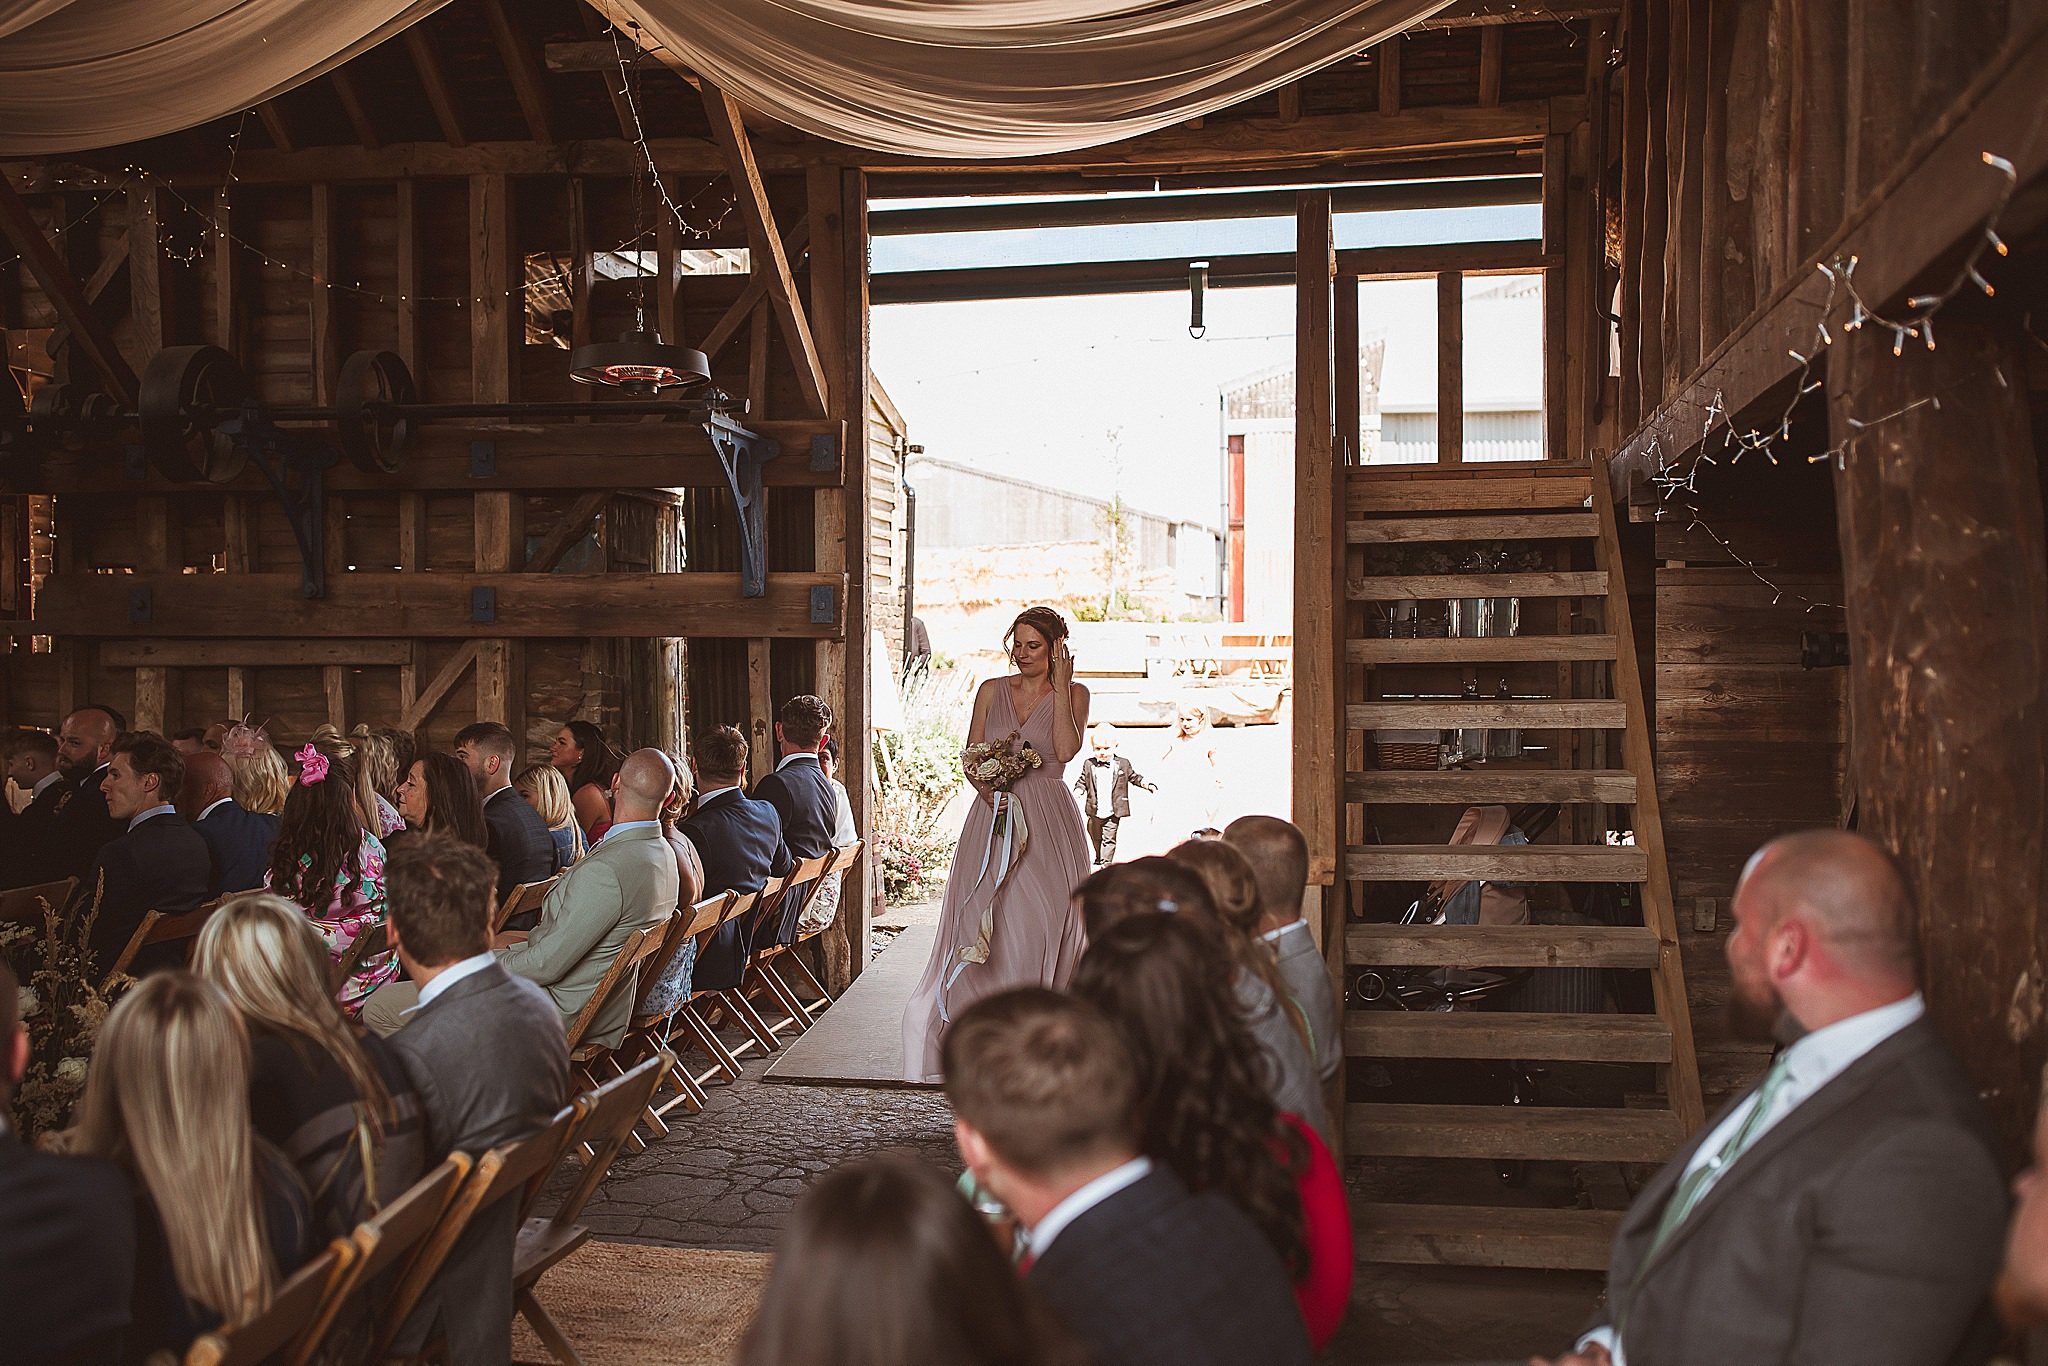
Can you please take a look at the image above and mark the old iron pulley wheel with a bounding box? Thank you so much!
[335,349,417,473]
[138,345,251,484]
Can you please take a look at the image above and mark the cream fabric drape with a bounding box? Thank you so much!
[0,0,451,156]
[606,0,1452,157]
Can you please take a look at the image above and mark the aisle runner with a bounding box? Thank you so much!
[764,922,939,1089]
[510,1242,769,1366]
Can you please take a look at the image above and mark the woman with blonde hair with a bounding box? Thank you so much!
[69,971,313,1359]
[349,723,416,837]
[194,893,426,1236]
[312,724,401,838]
[220,721,290,816]
[514,761,584,869]
[1168,838,1326,1142]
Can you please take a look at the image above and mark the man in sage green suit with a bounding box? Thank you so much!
[495,748,678,1049]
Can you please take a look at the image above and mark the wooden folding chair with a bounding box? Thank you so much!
[327,920,389,995]
[785,840,864,1015]
[0,877,75,924]
[616,891,735,1144]
[290,1154,470,1366]
[514,1053,672,1366]
[372,1108,580,1360]
[670,891,758,1089]
[716,875,791,1056]
[103,896,224,985]
[182,1236,360,1366]
[748,853,833,1039]
[492,872,562,934]
[563,918,671,1099]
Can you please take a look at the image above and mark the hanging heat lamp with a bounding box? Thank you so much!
[569,39,712,397]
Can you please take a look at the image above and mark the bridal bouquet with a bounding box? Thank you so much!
[963,732,1042,790]
[942,733,1041,1020]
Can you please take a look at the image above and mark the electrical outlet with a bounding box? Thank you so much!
[1693,897,1718,932]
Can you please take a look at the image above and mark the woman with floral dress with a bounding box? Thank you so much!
[264,741,397,1016]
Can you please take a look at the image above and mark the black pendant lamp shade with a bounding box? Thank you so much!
[568,328,711,395]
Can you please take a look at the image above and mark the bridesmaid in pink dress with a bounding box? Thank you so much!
[903,606,1093,1082]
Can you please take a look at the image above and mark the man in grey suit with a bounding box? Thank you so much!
[1225,814,1341,1088]
[1533,830,2008,1366]
[381,831,569,1366]
[493,747,677,1049]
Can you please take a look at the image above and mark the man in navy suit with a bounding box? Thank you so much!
[175,749,278,896]
[944,989,1309,1366]
[681,725,791,992]
[80,731,212,977]
[750,694,839,949]
[454,722,557,902]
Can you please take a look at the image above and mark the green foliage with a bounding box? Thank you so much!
[872,666,971,906]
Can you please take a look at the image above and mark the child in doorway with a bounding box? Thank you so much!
[1072,724,1155,867]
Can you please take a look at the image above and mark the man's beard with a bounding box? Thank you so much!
[1726,974,1784,1043]
[56,754,94,782]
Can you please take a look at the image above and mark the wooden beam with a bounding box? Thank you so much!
[405,27,469,148]
[868,178,1541,235]
[309,184,337,404]
[328,71,382,151]
[1277,82,1302,124]
[0,176,137,405]
[37,571,848,639]
[697,214,809,358]
[102,640,414,668]
[1415,0,1620,25]
[578,7,640,142]
[401,642,480,731]
[255,100,297,155]
[133,667,166,733]
[1378,36,1404,116]
[323,664,352,729]
[700,83,830,416]
[127,186,169,358]
[43,230,128,362]
[211,188,240,354]
[394,180,420,377]
[482,0,556,143]
[1437,270,1464,461]
[568,177,594,351]
[470,174,516,404]
[1293,189,1338,887]
[1478,27,1505,106]
[746,637,772,785]
[524,491,609,573]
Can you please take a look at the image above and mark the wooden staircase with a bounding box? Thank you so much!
[1338,457,1702,1271]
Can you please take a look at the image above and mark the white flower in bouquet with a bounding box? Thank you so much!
[54,1056,88,1086]
[974,758,1003,781]
[16,985,40,1019]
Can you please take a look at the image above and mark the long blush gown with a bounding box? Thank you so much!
[901,679,1091,1081]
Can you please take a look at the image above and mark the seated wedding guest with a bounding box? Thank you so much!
[642,756,708,1020]
[738,1156,1089,1366]
[797,736,860,937]
[219,722,290,817]
[1072,854,1207,941]
[349,722,414,839]
[1224,815,1340,1089]
[0,959,137,1366]
[944,989,1308,1366]
[0,728,63,881]
[752,694,838,946]
[170,727,210,756]
[1534,830,2007,1366]
[1170,838,1326,1141]
[394,751,489,850]
[515,761,585,870]
[193,894,426,1237]
[82,731,211,978]
[489,748,676,1048]
[265,741,397,1016]
[68,971,313,1364]
[21,704,126,888]
[454,722,556,901]
[1073,913,1350,1350]
[374,833,570,1362]
[549,718,621,839]
[683,725,791,994]
[177,749,279,896]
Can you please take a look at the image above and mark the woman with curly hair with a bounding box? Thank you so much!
[548,719,621,839]
[1168,838,1325,1139]
[264,741,396,1016]
[393,751,488,851]
[1070,912,1351,1351]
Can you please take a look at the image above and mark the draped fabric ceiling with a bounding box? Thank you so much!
[0,0,1449,159]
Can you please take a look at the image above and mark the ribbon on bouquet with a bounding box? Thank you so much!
[938,788,1031,1022]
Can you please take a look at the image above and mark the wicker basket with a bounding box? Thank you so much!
[1373,729,1441,770]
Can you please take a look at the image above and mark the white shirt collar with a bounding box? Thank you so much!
[1260,917,1311,945]
[30,770,62,798]
[1776,991,1925,1091]
[127,803,176,831]
[1023,1156,1153,1261]
[695,785,742,808]
[776,751,820,771]
[413,952,499,1012]
[199,796,235,821]
[596,819,660,846]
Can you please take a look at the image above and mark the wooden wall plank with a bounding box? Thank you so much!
[1436,270,1464,462]
[1294,190,1338,886]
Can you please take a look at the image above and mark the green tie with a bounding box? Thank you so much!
[1646,1050,1796,1264]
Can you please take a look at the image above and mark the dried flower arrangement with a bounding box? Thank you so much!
[1,886,120,1141]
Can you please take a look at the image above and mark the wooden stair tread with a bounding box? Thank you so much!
[1347,512,1600,544]
[1347,923,1660,968]
[1357,1203,1621,1270]
[1347,768,1638,803]
[1348,571,1608,600]
[1348,459,1592,480]
[1346,1011,1672,1063]
[1349,634,1619,663]
[1347,474,1593,513]
[1346,843,1649,882]
[1347,1103,1683,1162]
[1349,699,1626,729]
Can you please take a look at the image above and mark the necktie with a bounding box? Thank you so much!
[1647,1050,1796,1263]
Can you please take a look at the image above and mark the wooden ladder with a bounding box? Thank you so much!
[1338,456,1702,1271]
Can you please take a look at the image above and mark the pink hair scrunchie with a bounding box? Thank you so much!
[295,743,329,785]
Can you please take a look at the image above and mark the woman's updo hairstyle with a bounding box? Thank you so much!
[1005,605,1069,652]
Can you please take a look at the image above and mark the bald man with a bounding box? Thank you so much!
[11,706,126,888]
[1534,830,2007,1366]
[176,748,279,895]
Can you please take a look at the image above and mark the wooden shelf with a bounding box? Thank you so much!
[1349,699,1626,730]
[1347,1102,1683,1163]
[1344,843,1648,882]
[1356,1202,1623,1270]
[1346,768,1637,803]
[1349,634,1618,663]
[1346,923,1660,969]
[1347,511,1599,543]
[1348,571,1607,600]
[1346,1011,1673,1063]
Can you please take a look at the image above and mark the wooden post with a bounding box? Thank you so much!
[212,186,242,356]
[1831,321,2048,1153]
[1436,270,1464,463]
[747,638,773,785]
[1293,190,1337,887]
[128,185,167,357]
[471,173,522,736]
[310,184,338,403]
[0,177,137,404]
[395,181,421,379]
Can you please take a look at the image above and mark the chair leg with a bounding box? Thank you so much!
[678,1006,746,1084]
[719,988,784,1053]
[783,945,834,1014]
[517,1288,587,1366]
[759,959,816,1033]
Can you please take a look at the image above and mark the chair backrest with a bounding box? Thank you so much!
[681,889,736,939]
[787,853,832,890]
[0,877,76,924]
[328,921,389,994]
[550,1053,672,1230]
[629,911,702,1021]
[104,895,224,983]
[825,840,864,877]
[374,1108,578,1357]
[491,872,562,933]
[289,1154,469,1366]
[182,1236,357,1366]
[562,920,667,1054]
